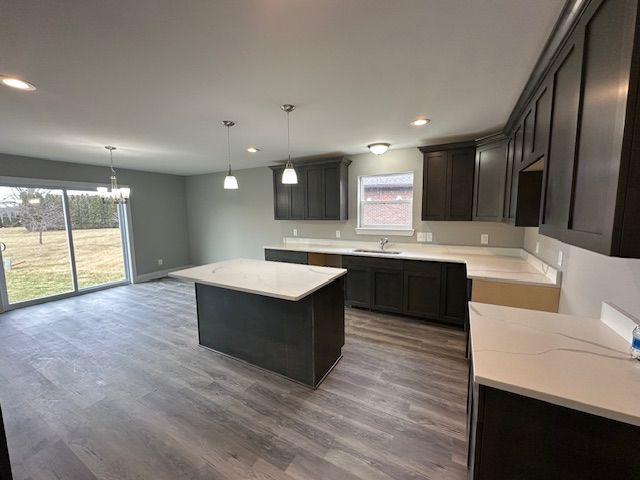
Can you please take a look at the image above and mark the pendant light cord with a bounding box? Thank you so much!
[287,110,291,165]
[109,149,116,176]
[226,125,232,175]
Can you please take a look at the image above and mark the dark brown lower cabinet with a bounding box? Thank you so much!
[0,404,12,480]
[403,261,442,320]
[371,263,404,314]
[264,248,308,265]
[343,256,467,327]
[467,382,640,479]
[341,256,372,309]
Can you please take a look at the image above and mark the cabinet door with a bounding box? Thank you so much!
[539,40,583,240]
[446,149,475,220]
[522,108,535,166]
[289,169,305,220]
[502,137,515,222]
[473,140,507,221]
[305,166,324,219]
[323,164,341,220]
[403,261,441,319]
[342,257,371,308]
[272,168,290,220]
[372,269,404,313]
[509,125,523,219]
[532,85,552,162]
[441,263,468,326]
[422,151,448,220]
[564,0,634,254]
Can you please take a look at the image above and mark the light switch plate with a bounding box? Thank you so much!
[535,241,540,254]
[481,234,489,245]
[158,258,163,266]
[293,229,298,237]
[417,232,427,242]
[558,250,564,266]
[336,230,341,238]
[426,232,433,242]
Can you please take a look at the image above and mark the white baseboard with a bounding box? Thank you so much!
[134,265,192,283]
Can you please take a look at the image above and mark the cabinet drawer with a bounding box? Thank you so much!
[264,249,308,265]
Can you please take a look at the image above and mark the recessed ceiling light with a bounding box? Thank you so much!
[1,76,36,91]
[368,143,391,155]
[247,147,261,153]
[410,118,430,126]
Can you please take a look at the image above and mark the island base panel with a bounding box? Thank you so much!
[195,278,344,388]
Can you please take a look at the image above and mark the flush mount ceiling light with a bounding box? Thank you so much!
[281,104,298,184]
[0,76,36,91]
[410,118,431,126]
[97,146,130,204]
[246,147,260,153]
[368,142,391,155]
[222,120,239,190]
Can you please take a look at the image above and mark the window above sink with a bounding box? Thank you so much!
[356,172,415,236]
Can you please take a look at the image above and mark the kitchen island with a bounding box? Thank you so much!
[170,259,347,388]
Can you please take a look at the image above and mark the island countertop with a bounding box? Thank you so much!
[469,301,640,427]
[169,258,347,301]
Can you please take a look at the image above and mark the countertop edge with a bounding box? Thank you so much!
[472,373,640,428]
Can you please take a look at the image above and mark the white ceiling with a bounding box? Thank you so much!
[0,0,565,175]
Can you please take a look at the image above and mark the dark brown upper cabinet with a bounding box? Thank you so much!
[473,134,507,222]
[538,0,640,257]
[419,142,476,221]
[270,157,350,221]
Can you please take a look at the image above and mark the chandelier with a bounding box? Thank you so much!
[97,146,130,204]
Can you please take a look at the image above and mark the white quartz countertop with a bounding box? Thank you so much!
[264,239,559,287]
[169,258,346,301]
[469,302,640,426]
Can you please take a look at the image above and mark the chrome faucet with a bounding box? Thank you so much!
[379,237,389,251]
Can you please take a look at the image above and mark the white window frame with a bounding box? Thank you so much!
[355,172,415,236]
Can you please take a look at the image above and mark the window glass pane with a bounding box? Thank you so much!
[0,186,74,304]
[67,190,126,289]
[359,173,414,228]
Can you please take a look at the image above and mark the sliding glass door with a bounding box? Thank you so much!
[0,186,74,304]
[0,182,130,311]
[67,189,127,289]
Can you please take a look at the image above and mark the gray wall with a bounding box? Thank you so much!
[186,147,524,264]
[524,227,640,319]
[0,153,190,277]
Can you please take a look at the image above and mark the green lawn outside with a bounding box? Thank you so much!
[1,227,126,304]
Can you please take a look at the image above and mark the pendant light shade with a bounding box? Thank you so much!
[281,166,298,184]
[224,174,239,189]
[281,104,298,185]
[222,120,238,190]
[97,146,130,204]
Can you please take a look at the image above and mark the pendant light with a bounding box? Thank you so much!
[222,120,239,190]
[97,146,130,204]
[281,104,298,184]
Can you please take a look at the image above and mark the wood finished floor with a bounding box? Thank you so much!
[0,278,469,480]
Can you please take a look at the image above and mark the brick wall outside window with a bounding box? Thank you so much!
[359,173,414,228]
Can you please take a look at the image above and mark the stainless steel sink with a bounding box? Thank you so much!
[353,249,402,255]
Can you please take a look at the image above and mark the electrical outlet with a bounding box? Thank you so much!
[558,250,564,266]
[426,232,433,242]
[417,232,426,242]
[293,229,298,237]
[481,234,489,245]
[157,258,163,266]
[335,230,341,238]
[535,241,540,254]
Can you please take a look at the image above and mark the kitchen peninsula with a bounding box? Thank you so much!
[170,259,347,388]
